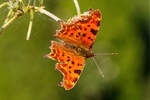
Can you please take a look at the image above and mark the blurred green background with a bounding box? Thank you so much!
[0,0,149,100]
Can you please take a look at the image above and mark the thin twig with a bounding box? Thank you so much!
[27,0,31,6]
[3,9,14,24]
[1,14,19,30]
[0,1,62,37]
[21,0,26,8]
[35,7,61,21]
[0,2,8,9]
[26,9,34,40]
[39,0,43,6]
[73,0,80,15]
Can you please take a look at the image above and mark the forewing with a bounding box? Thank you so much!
[55,9,101,50]
[46,41,85,90]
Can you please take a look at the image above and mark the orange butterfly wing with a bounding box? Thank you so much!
[46,9,101,90]
[46,41,85,90]
[54,9,101,50]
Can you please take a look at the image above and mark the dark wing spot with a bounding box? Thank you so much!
[89,45,93,50]
[67,59,70,62]
[71,33,73,35]
[77,63,80,66]
[88,25,90,27]
[62,53,64,56]
[79,64,83,66]
[78,32,81,35]
[67,56,70,58]
[74,70,81,75]
[97,21,100,26]
[70,33,74,36]
[72,61,75,64]
[50,54,54,57]
[84,28,87,31]
[72,78,78,83]
[91,28,97,35]
[76,35,79,37]
[82,33,86,37]
[88,37,91,39]
[79,26,82,30]
[69,71,71,73]
[69,66,72,69]
[53,49,56,53]
[64,32,68,35]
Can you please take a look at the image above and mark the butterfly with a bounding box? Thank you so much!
[46,8,101,90]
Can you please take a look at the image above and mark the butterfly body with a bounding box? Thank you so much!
[46,9,101,90]
[64,43,95,58]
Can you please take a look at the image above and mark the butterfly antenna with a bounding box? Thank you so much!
[95,52,119,56]
[73,0,81,15]
[92,57,104,78]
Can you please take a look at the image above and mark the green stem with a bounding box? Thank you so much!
[0,2,9,9]
[21,0,26,8]
[73,0,81,15]
[26,9,34,40]
[35,7,61,21]
[39,0,43,6]
[2,14,19,30]
[4,9,14,24]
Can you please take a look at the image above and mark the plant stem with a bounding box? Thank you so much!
[1,14,18,30]
[35,7,61,22]
[73,0,80,15]
[0,2,8,9]
[26,9,34,40]
[4,9,14,24]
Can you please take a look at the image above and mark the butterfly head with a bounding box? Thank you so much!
[75,47,95,58]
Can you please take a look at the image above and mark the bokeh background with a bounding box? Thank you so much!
[0,0,149,100]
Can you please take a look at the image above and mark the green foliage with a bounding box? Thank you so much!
[0,0,53,40]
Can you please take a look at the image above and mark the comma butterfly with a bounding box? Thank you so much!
[46,9,101,90]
